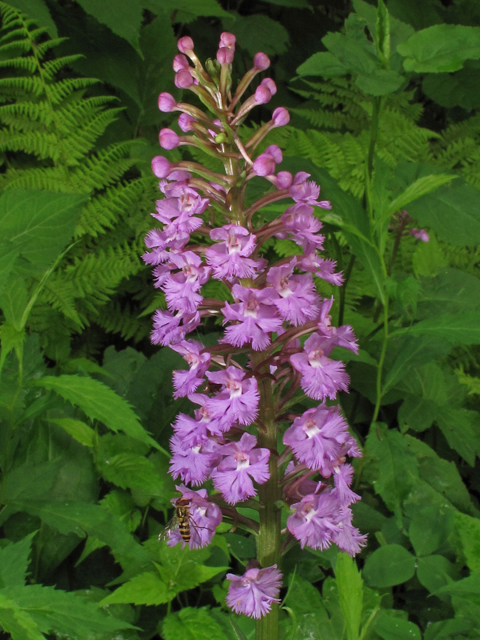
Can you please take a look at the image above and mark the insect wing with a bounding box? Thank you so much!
[158,514,180,543]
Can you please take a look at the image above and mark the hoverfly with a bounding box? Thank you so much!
[159,497,214,548]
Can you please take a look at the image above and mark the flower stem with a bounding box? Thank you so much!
[252,352,281,640]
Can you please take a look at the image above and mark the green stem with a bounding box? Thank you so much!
[372,296,389,423]
[252,354,281,640]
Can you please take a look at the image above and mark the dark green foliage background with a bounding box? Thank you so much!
[0,0,480,638]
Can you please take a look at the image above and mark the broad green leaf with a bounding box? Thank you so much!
[363,545,415,588]
[397,24,480,73]
[297,52,347,77]
[0,593,45,640]
[0,191,86,268]
[375,0,390,63]
[162,607,226,640]
[424,618,474,640]
[379,173,456,224]
[142,0,232,18]
[0,532,37,589]
[156,544,227,595]
[435,407,480,466]
[4,501,150,568]
[0,244,19,295]
[394,312,480,346]
[47,418,95,448]
[0,276,28,331]
[455,512,480,574]
[409,506,454,557]
[397,362,446,432]
[355,69,404,96]
[435,574,480,599]
[101,571,171,606]
[74,0,142,53]
[335,553,363,640]
[282,575,337,640]
[223,14,289,57]
[34,375,165,452]
[406,179,480,246]
[404,436,473,516]
[416,555,459,594]
[6,0,58,37]
[99,452,164,496]
[383,335,451,393]
[423,63,480,111]
[375,611,421,640]
[0,461,66,510]
[363,425,419,518]
[0,324,25,372]
[417,269,480,318]
[3,584,135,638]
[323,31,378,76]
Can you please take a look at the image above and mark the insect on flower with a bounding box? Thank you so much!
[159,495,220,548]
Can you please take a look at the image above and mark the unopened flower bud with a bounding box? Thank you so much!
[254,85,271,105]
[215,133,228,144]
[158,92,177,112]
[220,32,236,50]
[178,113,196,133]
[217,47,234,65]
[272,107,290,127]
[159,128,180,150]
[410,228,430,242]
[173,54,190,72]
[152,156,171,178]
[177,36,194,54]
[254,52,270,71]
[264,145,282,164]
[260,78,277,95]
[175,69,194,89]
[276,171,293,188]
[253,154,276,177]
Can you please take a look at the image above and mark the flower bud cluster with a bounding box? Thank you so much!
[144,32,365,620]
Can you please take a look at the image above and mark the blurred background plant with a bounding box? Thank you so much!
[0,0,479,639]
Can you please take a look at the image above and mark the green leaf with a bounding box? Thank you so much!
[416,555,459,594]
[364,425,419,518]
[47,418,95,448]
[162,607,226,640]
[0,324,25,372]
[156,544,227,595]
[224,14,289,57]
[0,191,86,268]
[379,173,456,224]
[383,335,452,393]
[375,611,421,640]
[455,512,480,574]
[6,0,58,38]
[0,276,29,331]
[34,375,165,452]
[335,553,363,640]
[4,501,150,568]
[375,0,390,63]
[297,52,347,77]
[435,407,480,466]
[397,24,480,73]
[0,244,19,296]
[0,593,45,640]
[143,0,232,19]
[3,584,135,638]
[323,31,378,76]
[363,545,416,588]
[74,0,142,53]
[394,312,480,346]
[409,506,454,557]
[99,452,164,496]
[422,63,480,111]
[0,533,37,589]
[406,179,480,247]
[435,574,480,599]
[355,69,404,96]
[101,571,171,606]
[417,269,480,318]
[283,575,338,640]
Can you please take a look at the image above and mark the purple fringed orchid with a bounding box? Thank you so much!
[145,31,366,627]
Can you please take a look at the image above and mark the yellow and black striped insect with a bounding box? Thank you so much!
[159,497,192,544]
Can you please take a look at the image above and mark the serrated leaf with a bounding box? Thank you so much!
[397,24,480,73]
[101,571,171,606]
[0,191,86,268]
[35,375,165,452]
[225,14,289,57]
[0,243,19,296]
[163,607,234,640]
[4,501,150,568]
[335,553,363,640]
[363,545,415,588]
[3,584,135,638]
[435,407,480,466]
[0,533,37,589]
[99,452,164,495]
[74,0,142,53]
[47,418,95,448]
[394,312,480,346]
[323,31,378,76]
[297,52,347,77]
[0,593,45,640]
[455,512,480,574]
